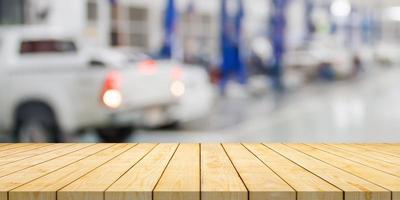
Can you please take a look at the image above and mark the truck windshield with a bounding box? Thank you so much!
[20,40,77,54]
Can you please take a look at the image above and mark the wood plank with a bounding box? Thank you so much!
[0,144,93,178]
[153,144,200,200]
[58,143,156,200]
[106,143,178,200]
[0,144,74,166]
[0,144,50,158]
[265,143,390,200]
[329,144,400,165]
[0,144,31,153]
[286,144,399,200]
[0,143,398,200]
[310,144,400,177]
[10,144,134,200]
[223,144,295,200]
[200,144,247,200]
[364,143,400,148]
[0,144,109,200]
[375,143,400,148]
[244,143,342,200]
[356,144,400,157]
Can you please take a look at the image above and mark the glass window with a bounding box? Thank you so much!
[128,7,147,21]
[110,6,149,48]
[20,40,77,54]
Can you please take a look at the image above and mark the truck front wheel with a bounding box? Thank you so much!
[13,103,62,142]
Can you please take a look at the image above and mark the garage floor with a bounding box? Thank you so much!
[2,65,400,143]
[123,66,400,143]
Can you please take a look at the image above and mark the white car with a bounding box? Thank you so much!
[167,62,216,125]
[0,27,178,142]
[95,48,216,127]
[284,40,358,82]
[373,42,400,66]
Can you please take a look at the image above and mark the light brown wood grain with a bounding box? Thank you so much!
[0,144,31,153]
[329,144,400,165]
[201,144,247,200]
[0,143,399,200]
[223,144,295,200]
[58,143,156,200]
[286,144,398,200]
[0,144,73,166]
[357,144,400,156]
[154,144,200,200]
[244,143,342,200]
[0,144,50,158]
[0,144,92,178]
[0,144,109,200]
[310,144,400,177]
[10,144,134,200]
[106,143,178,200]
[265,143,390,200]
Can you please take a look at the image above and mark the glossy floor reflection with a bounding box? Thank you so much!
[129,66,400,142]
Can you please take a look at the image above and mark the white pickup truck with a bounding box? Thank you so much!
[0,28,179,142]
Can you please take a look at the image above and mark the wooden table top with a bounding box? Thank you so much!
[0,143,399,200]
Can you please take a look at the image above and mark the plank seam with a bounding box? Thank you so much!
[0,144,97,179]
[0,144,41,158]
[220,143,249,199]
[0,144,75,167]
[281,144,393,198]
[325,144,400,165]
[310,144,400,178]
[0,144,52,158]
[151,143,180,200]
[241,143,297,196]
[262,143,345,197]
[354,145,400,158]
[99,143,159,200]
[0,144,30,152]
[50,143,139,197]
[294,144,395,200]
[199,143,202,200]
[4,144,106,196]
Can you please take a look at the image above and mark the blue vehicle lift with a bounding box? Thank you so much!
[269,0,288,92]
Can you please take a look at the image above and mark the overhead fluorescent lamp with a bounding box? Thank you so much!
[330,0,351,18]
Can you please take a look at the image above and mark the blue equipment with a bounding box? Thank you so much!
[269,0,288,92]
[160,0,177,58]
[220,0,247,93]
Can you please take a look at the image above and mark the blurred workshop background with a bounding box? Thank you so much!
[0,0,399,142]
